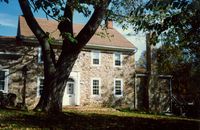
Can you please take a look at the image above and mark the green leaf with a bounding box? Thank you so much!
[48,37,56,45]
[63,32,78,44]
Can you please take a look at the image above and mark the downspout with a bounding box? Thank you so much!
[169,76,173,113]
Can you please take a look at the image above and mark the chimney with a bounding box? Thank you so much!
[105,20,113,29]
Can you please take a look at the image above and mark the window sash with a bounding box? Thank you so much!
[0,70,8,92]
[92,51,100,65]
[92,80,100,95]
[37,77,44,96]
[114,53,122,66]
[115,80,122,96]
[39,78,44,96]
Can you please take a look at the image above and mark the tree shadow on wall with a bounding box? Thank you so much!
[0,42,43,109]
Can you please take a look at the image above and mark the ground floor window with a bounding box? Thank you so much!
[67,78,75,94]
[37,77,44,97]
[92,78,101,96]
[0,69,9,93]
[114,79,123,96]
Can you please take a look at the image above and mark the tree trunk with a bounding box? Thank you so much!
[34,53,78,114]
[145,33,152,112]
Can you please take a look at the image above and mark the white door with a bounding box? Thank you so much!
[67,79,75,105]
[63,71,80,106]
[63,78,75,105]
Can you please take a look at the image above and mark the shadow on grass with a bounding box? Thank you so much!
[0,108,199,130]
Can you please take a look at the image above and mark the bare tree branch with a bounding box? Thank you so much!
[76,0,111,51]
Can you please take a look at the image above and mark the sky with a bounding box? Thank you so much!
[0,1,146,61]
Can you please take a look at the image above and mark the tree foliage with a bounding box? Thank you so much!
[112,0,200,64]
[112,0,200,96]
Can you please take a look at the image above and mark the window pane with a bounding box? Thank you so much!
[0,81,4,90]
[93,52,99,58]
[115,90,121,95]
[115,53,120,60]
[40,49,43,62]
[0,71,5,79]
[115,60,121,66]
[93,59,99,64]
[67,83,74,94]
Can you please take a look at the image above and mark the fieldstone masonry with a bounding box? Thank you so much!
[0,42,135,109]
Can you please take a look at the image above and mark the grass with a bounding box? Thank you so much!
[0,107,199,130]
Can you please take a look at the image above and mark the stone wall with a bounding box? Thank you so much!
[135,75,171,113]
[73,49,135,108]
[0,44,44,108]
[0,43,135,109]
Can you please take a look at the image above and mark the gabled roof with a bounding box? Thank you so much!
[18,16,136,51]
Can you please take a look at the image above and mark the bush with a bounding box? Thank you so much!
[0,92,17,108]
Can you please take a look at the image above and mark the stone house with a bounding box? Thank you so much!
[0,16,136,109]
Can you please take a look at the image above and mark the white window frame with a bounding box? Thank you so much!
[114,78,123,97]
[91,50,101,66]
[0,69,9,93]
[38,47,43,63]
[113,52,122,67]
[91,78,101,96]
[37,77,44,97]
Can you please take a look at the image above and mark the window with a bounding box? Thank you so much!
[67,78,75,94]
[37,77,44,97]
[38,47,43,63]
[0,70,9,93]
[114,79,123,96]
[114,52,122,67]
[91,50,100,65]
[91,78,101,96]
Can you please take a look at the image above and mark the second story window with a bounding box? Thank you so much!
[91,50,100,65]
[38,47,43,63]
[114,52,122,67]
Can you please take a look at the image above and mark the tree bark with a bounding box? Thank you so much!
[34,53,78,114]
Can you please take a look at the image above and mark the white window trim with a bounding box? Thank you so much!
[91,50,101,66]
[114,78,123,97]
[91,78,101,96]
[37,76,44,97]
[38,47,43,64]
[0,69,9,93]
[113,52,122,67]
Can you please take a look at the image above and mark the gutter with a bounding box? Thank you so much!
[0,52,22,59]
[18,36,137,53]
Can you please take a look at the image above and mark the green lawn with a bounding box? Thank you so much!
[0,108,199,130]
